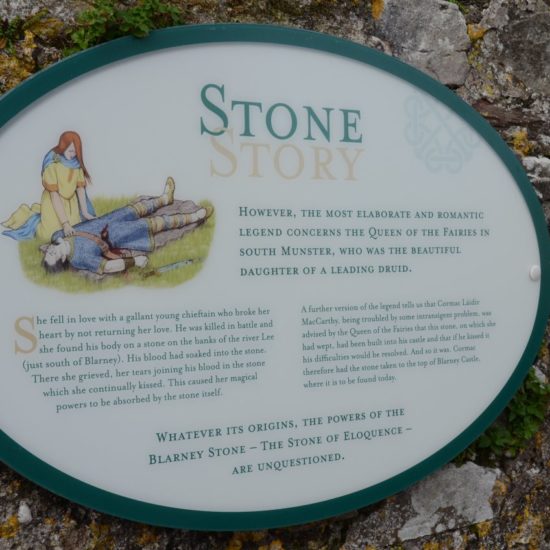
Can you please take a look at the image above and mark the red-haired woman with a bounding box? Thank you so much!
[36,131,96,240]
[2,131,96,241]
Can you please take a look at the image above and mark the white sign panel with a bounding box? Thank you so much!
[0,25,548,529]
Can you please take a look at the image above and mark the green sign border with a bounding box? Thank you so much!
[1,24,549,531]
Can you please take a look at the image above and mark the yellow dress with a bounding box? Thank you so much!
[35,159,86,241]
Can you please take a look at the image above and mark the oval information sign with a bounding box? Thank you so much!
[0,25,548,530]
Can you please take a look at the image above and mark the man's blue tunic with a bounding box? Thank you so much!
[52,205,153,274]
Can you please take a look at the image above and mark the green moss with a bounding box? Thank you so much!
[0,10,66,51]
[466,39,483,69]
[224,0,361,23]
[456,368,550,464]
[24,16,65,42]
[0,15,28,51]
[68,0,185,53]
[1,0,368,75]
[446,0,469,14]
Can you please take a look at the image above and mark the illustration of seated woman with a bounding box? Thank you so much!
[2,131,96,241]
[41,177,212,275]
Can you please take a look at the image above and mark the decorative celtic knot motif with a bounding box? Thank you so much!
[405,95,479,173]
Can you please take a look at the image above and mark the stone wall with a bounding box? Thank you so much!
[0,1,549,548]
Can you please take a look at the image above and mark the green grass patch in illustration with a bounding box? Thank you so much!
[18,195,215,293]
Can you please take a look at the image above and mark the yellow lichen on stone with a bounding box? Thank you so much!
[186,0,219,7]
[467,41,482,68]
[7,479,21,494]
[89,521,115,550]
[492,478,508,498]
[44,517,56,526]
[482,82,496,98]
[24,17,64,41]
[538,341,550,362]
[226,534,244,550]
[20,30,37,68]
[249,531,267,543]
[467,23,487,42]
[62,512,77,528]
[258,540,286,550]
[506,496,545,550]
[422,542,441,550]
[227,530,268,549]
[0,27,39,93]
[364,545,378,550]
[474,520,492,538]
[0,54,33,92]
[372,0,384,19]
[0,516,20,539]
[136,525,160,546]
[511,129,533,156]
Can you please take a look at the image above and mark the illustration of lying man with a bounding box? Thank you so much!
[41,178,212,275]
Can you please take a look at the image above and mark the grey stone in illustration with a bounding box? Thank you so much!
[405,94,479,173]
[374,0,470,86]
